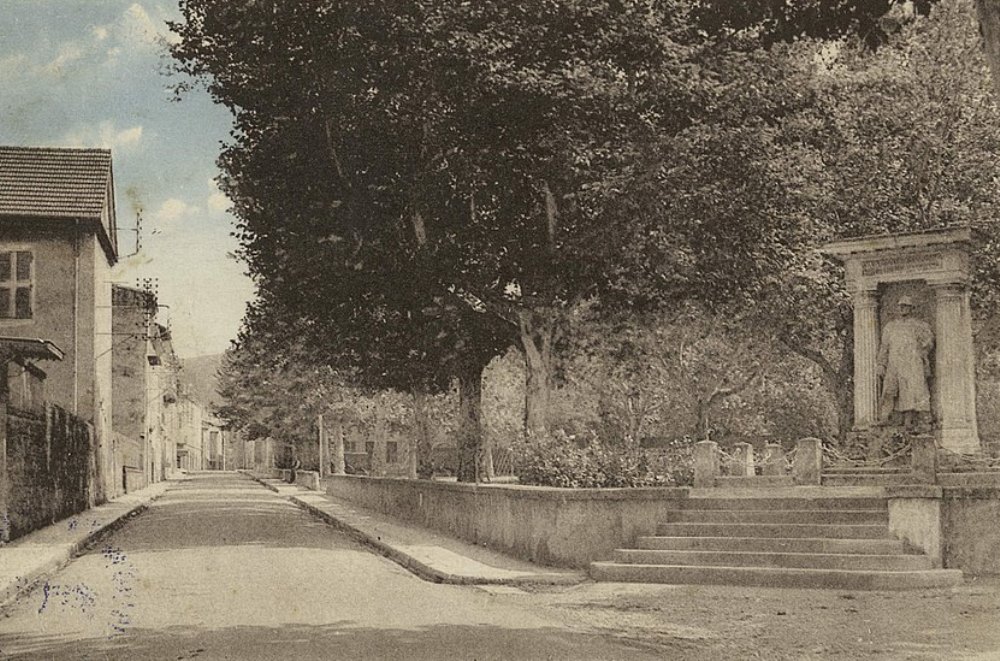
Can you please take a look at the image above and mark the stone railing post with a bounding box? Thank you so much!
[761,443,784,476]
[732,442,754,477]
[910,434,937,485]
[793,437,822,485]
[694,440,720,488]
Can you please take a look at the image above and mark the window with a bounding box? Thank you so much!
[0,250,33,319]
[386,441,398,464]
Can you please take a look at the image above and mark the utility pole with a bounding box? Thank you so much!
[317,414,327,478]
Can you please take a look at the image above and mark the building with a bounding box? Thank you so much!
[0,146,118,502]
[111,284,170,490]
[202,413,228,470]
[173,394,205,471]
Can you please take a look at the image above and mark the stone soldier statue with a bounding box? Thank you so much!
[877,295,934,428]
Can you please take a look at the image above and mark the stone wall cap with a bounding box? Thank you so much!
[322,475,690,500]
[821,226,972,258]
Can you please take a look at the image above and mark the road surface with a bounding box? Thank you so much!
[0,472,659,660]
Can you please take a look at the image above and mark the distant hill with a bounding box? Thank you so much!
[179,353,225,411]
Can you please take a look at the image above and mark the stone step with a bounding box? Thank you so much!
[656,522,891,539]
[665,509,888,525]
[822,474,914,486]
[716,476,795,488]
[680,497,888,511]
[613,549,932,571]
[589,562,963,591]
[824,467,908,474]
[938,472,1000,487]
[636,535,908,555]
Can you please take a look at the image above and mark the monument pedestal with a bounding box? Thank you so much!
[825,227,980,455]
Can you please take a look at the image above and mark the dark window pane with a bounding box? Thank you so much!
[14,287,31,319]
[386,441,398,464]
[0,253,11,282]
[0,288,11,318]
[15,252,31,281]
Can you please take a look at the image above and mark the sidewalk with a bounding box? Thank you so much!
[248,474,585,587]
[0,479,173,611]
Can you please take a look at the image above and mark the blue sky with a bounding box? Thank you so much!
[0,1,254,358]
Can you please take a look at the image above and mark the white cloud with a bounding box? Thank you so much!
[153,198,196,224]
[92,25,110,42]
[0,53,28,82]
[42,43,85,76]
[121,3,180,49]
[61,121,144,151]
[206,178,230,213]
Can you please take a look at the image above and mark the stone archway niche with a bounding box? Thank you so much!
[824,227,979,454]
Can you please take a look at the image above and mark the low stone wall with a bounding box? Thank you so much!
[295,470,321,490]
[942,487,1000,575]
[321,475,689,568]
[279,468,321,490]
[888,485,1000,575]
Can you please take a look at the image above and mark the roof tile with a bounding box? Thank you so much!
[0,146,112,220]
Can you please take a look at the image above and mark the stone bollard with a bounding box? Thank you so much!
[694,440,720,488]
[793,437,823,485]
[910,434,938,484]
[732,442,755,477]
[761,443,785,476]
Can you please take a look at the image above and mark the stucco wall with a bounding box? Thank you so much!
[0,227,114,503]
[321,475,689,568]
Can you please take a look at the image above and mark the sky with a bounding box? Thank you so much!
[0,1,255,358]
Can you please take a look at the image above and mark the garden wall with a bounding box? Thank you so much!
[321,475,689,568]
[5,405,93,541]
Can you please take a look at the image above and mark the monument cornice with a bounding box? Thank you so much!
[821,226,973,259]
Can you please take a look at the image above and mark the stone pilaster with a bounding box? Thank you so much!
[852,288,880,430]
[933,282,980,453]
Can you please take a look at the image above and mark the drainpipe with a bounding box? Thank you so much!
[72,220,80,415]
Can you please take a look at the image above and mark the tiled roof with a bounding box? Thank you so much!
[0,146,112,220]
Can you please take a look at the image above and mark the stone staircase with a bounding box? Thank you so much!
[590,496,963,590]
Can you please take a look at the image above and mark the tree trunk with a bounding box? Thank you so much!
[330,420,345,475]
[519,310,555,441]
[456,358,486,483]
[371,415,386,477]
[412,389,434,479]
[978,0,1000,98]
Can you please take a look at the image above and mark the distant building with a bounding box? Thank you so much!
[0,146,118,502]
[149,323,180,480]
[173,394,204,471]
[202,413,228,470]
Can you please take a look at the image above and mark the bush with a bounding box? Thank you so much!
[515,432,678,488]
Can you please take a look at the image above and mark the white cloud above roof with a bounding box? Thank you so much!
[61,121,144,151]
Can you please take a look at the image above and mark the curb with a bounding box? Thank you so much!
[0,485,169,612]
[243,471,583,587]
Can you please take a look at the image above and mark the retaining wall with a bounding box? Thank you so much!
[321,475,688,568]
[941,487,1000,575]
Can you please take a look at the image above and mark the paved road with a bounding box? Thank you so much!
[0,472,658,660]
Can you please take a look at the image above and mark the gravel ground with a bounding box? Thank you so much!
[496,577,1000,660]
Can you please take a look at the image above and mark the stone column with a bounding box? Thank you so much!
[852,288,880,430]
[933,283,980,453]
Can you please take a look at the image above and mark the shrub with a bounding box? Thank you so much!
[515,431,679,488]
